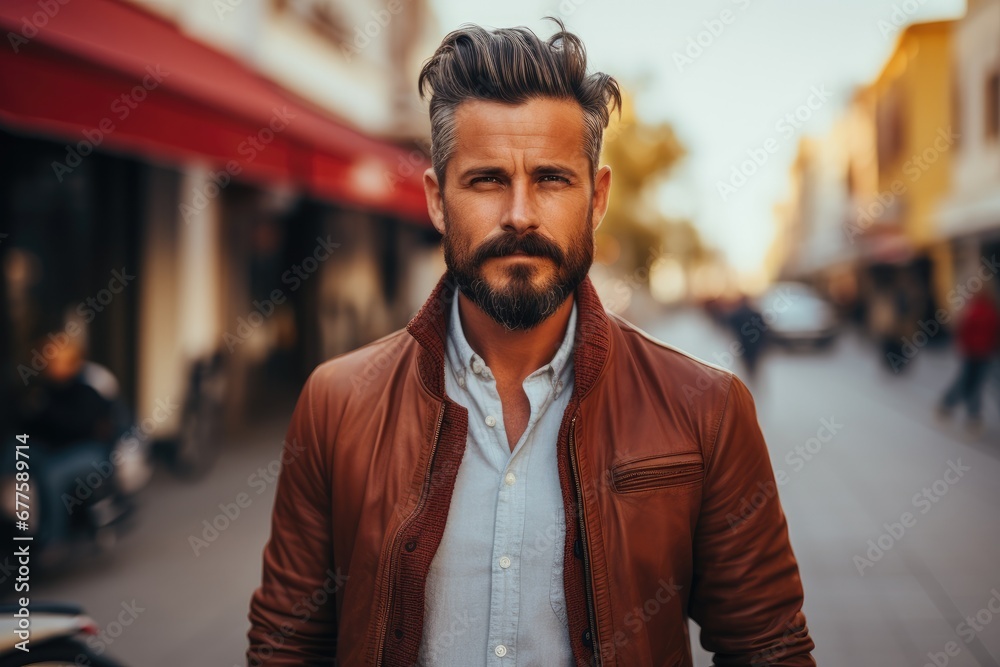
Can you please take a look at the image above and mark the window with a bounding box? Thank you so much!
[876,83,904,165]
[951,69,961,149]
[987,70,1000,141]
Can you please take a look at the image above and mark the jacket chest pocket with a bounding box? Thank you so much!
[609,452,703,494]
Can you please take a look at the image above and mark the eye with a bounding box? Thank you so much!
[470,176,501,185]
[539,175,570,184]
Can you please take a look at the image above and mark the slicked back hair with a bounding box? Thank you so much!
[418,18,622,188]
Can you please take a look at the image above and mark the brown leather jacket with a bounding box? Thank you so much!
[247,271,816,667]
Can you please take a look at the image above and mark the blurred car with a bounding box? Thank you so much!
[754,282,839,349]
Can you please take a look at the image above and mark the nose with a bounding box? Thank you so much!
[500,177,539,236]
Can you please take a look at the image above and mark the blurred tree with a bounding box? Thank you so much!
[599,91,705,276]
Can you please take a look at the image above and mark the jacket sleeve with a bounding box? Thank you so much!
[688,374,816,665]
[247,369,339,665]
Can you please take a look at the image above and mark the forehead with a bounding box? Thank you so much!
[450,97,588,166]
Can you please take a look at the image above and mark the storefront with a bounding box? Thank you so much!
[0,0,436,439]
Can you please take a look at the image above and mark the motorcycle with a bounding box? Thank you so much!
[0,348,228,574]
[0,601,126,666]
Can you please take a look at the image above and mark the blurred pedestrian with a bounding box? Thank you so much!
[869,281,914,374]
[937,291,1000,436]
[727,294,767,383]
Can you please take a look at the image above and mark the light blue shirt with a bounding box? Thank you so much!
[416,293,577,666]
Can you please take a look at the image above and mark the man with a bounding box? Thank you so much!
[248,19,815,667]
[937,290,1000,436]
[14,335,118,551]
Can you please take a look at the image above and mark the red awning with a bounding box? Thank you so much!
[0,0,430,224]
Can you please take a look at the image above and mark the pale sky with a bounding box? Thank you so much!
[427,0,966,273]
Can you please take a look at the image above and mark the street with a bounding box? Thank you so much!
[27,306,1000,667]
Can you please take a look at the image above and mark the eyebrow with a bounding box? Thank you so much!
[457,163,581,181]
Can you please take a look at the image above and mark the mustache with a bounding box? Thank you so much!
[472,232,564,265]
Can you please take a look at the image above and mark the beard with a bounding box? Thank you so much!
[442,206,594,330]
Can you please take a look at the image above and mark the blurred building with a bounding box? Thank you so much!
[778,20,958,333]
[866,20,954,322]
[774,88,878,320]
[936,0,1000,292]
[0,0,443,439]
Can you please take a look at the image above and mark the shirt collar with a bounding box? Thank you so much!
[446,289,577,388]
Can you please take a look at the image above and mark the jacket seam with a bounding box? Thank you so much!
[704,372,734,474]
[303,369,330,496]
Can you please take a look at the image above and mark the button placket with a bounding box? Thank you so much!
[488,465,518,664]
[489,441,528,665]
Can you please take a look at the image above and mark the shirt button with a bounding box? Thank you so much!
[457,375,466,387]
[485,415,497,428]
[472,358,484,374]
[499,556,511,569]
[494,644,507,657]
[504,472,516,486]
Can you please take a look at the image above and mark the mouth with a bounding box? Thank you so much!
[499,250,544,258]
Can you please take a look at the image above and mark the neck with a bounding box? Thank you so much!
[457,291,574,383]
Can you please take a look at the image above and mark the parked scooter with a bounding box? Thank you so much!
[0,602,126,666]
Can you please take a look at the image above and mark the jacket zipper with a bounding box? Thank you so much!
[614,463,702,483]
[373,400,447,666]
[568,413,601,666]
[617,466,700,480]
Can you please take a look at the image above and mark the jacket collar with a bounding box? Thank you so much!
[405,269,612,403]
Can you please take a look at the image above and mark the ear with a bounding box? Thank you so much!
[591,164,612,232]
[423,167,446,235]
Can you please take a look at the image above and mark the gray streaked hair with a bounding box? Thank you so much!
[418,17,622,187]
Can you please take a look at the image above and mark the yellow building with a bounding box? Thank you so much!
[867,20,955,310]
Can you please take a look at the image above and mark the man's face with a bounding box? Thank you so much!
[424,97,612,330]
